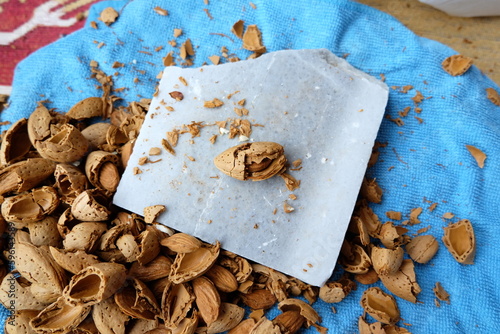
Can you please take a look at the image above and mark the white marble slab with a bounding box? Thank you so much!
[114,49,388,286]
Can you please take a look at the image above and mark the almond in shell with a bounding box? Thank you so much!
[85,150,121,192]
[370,246,404,275]
[81,122,111,151]
[278,298,320,329]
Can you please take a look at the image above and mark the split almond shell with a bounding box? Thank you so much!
[406,234,439,264]
[360,287,400,325]
[442,219,475,264]
[67,97,104,120]
[115,278,161,320]
[169,241,221,284]
[379,259,421,303]
[0,118,31,165]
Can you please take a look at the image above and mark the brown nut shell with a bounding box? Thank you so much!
[27,216,61,247]
[30,296,91,334]
[169,241,221,284]
[92,296,130,334]
[378,222,409,249]
[442,54,473,76]
[115,278,161,320]
[340,242,372,274]
[371,246,404,275]
[63,222,108,252]
[0,158,56,196]
[63,262,127,306]
[136,229,161,265]
[214,142,286,181]
[442,219,475,264]
[54,163,88,204]
[160,233,202,253]
[85,150,121,192]
[406,234,439,264]
[5,309,40,334]
[205,302,245,334]
[81,122,112,151]
[36,124,89,163]
[161,280,195,328]
[67,97,104,120]
[278,298,320,328]
[49,247,101,275]
[71,189,111,221]
[27,104,54,144]
[192,276,221,325]
[0,118,32,165]
[1,186,59,224]
[379,259,421,303]
[360,287,400,325]
[0,272,48,311]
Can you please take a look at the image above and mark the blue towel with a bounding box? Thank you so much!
[2,0,500,332]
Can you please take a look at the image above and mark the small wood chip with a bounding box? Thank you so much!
[466,145,486,168]
[154,6,168,16]
[486,88,500,106]
[162,139,176,155]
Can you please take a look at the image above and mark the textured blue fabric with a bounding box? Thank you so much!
[2,0,500,332]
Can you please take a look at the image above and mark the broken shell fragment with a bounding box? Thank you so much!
[406,234,439,264]
[0,158,55,196]
[63,222,108,252]
[1,186,60,224]
[360,287,400,325]
[205,302,245,334]
[340,242,372,274]
[81,122,112,151]
[169,241,221,284]
[379,259,421,303]
[378,222,409,249]
[92,296,130,334]
[63,262,127,306]
[0,272,47,311]
[115,278,161,320]
[49,247,101,275]
[161,280,195,328]
[0,118,32,165]
[54,163,88,204]
[214,142,286,181]
[36,123,89,163]
[30,296,91,334]
[371,246,404,275]
[85,150,121,192]
[71,189,111,221]
[442,54,473,76]
[442,219,476,264]
[67,97,104,120]
[278,298,320,328]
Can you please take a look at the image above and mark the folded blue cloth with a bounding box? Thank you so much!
[2,0,500,332]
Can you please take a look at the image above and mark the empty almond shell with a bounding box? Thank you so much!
[0,158,55,196]
[379,259,421,303]
[0,118,32,165]
[406,234,439,264]
[30,296,91,334]
[169,241,221,284]
[67,97,104,120]
[205,302,245,334]
[340,242,372,274]
[63,262,127,306]
[442,219,476,264]
[115,278,161,320]
[1,186,59,224]
[71,189,111,221]
[360,287,400,325]
[92,296,130,334]
[54,163,88,204]
[35,123,89,163]
[161,280,195,328]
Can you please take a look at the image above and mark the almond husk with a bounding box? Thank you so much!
[205,302,245,334]
[278,298,320,328]
[81,122,111,151]
[161,281,195,328]
[360,287,400,325]
[192,276,221,325]
[371,246,404,275]
[169,241,221,284]
[71,189,111,221]
[92,296,130,334]
[0,272,48,311]
[1,186,60,224]
[0,118,32,165]
[115,278,161,320]
[63,222,108,252]
[30,296,91,334]
[160,233,201,253]
[0,158,55,196]
[379,259,421,303]
[67,97,104,120]
[85,150,121,192]
[442,219,475,264]
[63,262,127,306]
[36,123,89,163]
[14,242,67,298]
[204,264,239,293]
[49,247,101,275]
[405,234,439,264]
[54,163,88,204]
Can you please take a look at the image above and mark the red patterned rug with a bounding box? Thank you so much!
[0,0,100,95]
